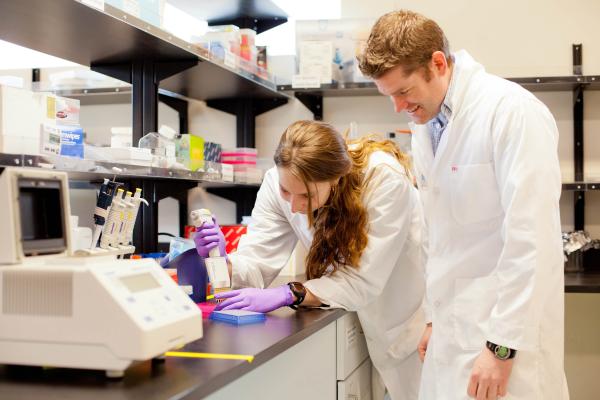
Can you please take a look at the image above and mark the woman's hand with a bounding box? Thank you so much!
[193,218,227,258]
[214,285,294,313]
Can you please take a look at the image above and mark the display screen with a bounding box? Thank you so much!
[120,273,161,293]
[19,178,66,255]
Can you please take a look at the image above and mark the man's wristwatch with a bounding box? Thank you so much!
[486,341,516,360]
[287,282,306,309]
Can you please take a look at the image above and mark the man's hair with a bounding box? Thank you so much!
[358,10,451,79]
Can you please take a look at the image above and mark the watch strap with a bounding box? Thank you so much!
[287,282,306,308]
[486,341,516,360]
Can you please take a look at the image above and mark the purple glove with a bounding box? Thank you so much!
[193,217,227,258]
[214,285,294,313]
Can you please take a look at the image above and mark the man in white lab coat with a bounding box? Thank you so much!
[358,10,569,400]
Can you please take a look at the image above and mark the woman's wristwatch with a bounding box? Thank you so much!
[486,341,516,360]
[287,282,306,309]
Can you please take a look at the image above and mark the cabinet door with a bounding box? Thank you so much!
[336,312,369,380]
[337,358,372,400]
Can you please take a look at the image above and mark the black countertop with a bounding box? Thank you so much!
[0,306,346,400]
[565,272,600,293]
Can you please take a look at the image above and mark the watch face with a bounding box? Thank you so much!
[495,346,510,360]
[289,282,306,296]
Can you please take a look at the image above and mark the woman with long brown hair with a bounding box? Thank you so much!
[194,120,425,399]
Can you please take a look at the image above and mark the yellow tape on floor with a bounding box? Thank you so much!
[164,351,254,363]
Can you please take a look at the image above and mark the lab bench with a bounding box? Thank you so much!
[0,306,371,399]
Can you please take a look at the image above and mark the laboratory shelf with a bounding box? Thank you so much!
[0,0,288,102]
[169,0,288,34]
[0,153,260,188]
[49,86,133,105]
[565,273,600,293]
[279,75,600,97]
[562,182,600,191]
[37,86,192,106]
[278,82,382,97]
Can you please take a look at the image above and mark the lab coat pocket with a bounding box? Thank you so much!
[453,276,498,350]
[387,307,425,361]
[449,163,502,225]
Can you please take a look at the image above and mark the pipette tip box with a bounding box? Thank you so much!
[197,302,217,318]
[209,310,266,325]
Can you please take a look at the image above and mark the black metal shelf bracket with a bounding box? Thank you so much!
[206,98,288,147]
[204,97,287,223]
[210,16,287,35]
[574,83,585,230]
[158,93,189,133]
[92,59,197,144]
[125,179,198,254]
[572,43,585,231]
[573,44,582,75]
[294,92,323,121]
[206,186,260,224]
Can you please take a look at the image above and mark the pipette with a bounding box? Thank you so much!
[120,188,148,246]
[90,179,120,249]
[100,188,125,249]
[116,191,133,246]
[190,209,231,297]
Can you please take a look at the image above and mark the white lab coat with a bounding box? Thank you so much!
[229,151,426,400]
[410,51,569,400]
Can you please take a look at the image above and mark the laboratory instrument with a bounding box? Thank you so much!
[121,188,148,245]
[190,209,231,295]
[100,188,126,249]
[90,178,120,249]
[0,167,203,377]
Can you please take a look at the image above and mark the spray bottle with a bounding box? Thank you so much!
[190,209,231,297]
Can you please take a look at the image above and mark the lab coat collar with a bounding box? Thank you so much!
[409,50,485,180]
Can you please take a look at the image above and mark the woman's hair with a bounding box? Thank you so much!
[358,9,451,80]
[274,120,411,279]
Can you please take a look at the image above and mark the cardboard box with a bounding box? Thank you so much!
[204,141,222,162]
[40,123,84,158]
[220,225,248,253]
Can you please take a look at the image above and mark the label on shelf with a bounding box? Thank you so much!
[292,75,321,89]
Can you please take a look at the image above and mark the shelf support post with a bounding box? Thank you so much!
[294,92,323,121]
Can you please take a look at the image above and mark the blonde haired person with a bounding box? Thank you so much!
[194,120,426,399]
[358,9,568,400]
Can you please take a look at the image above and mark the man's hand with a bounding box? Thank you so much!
[417,323,432,362]
[467,347,514,399]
